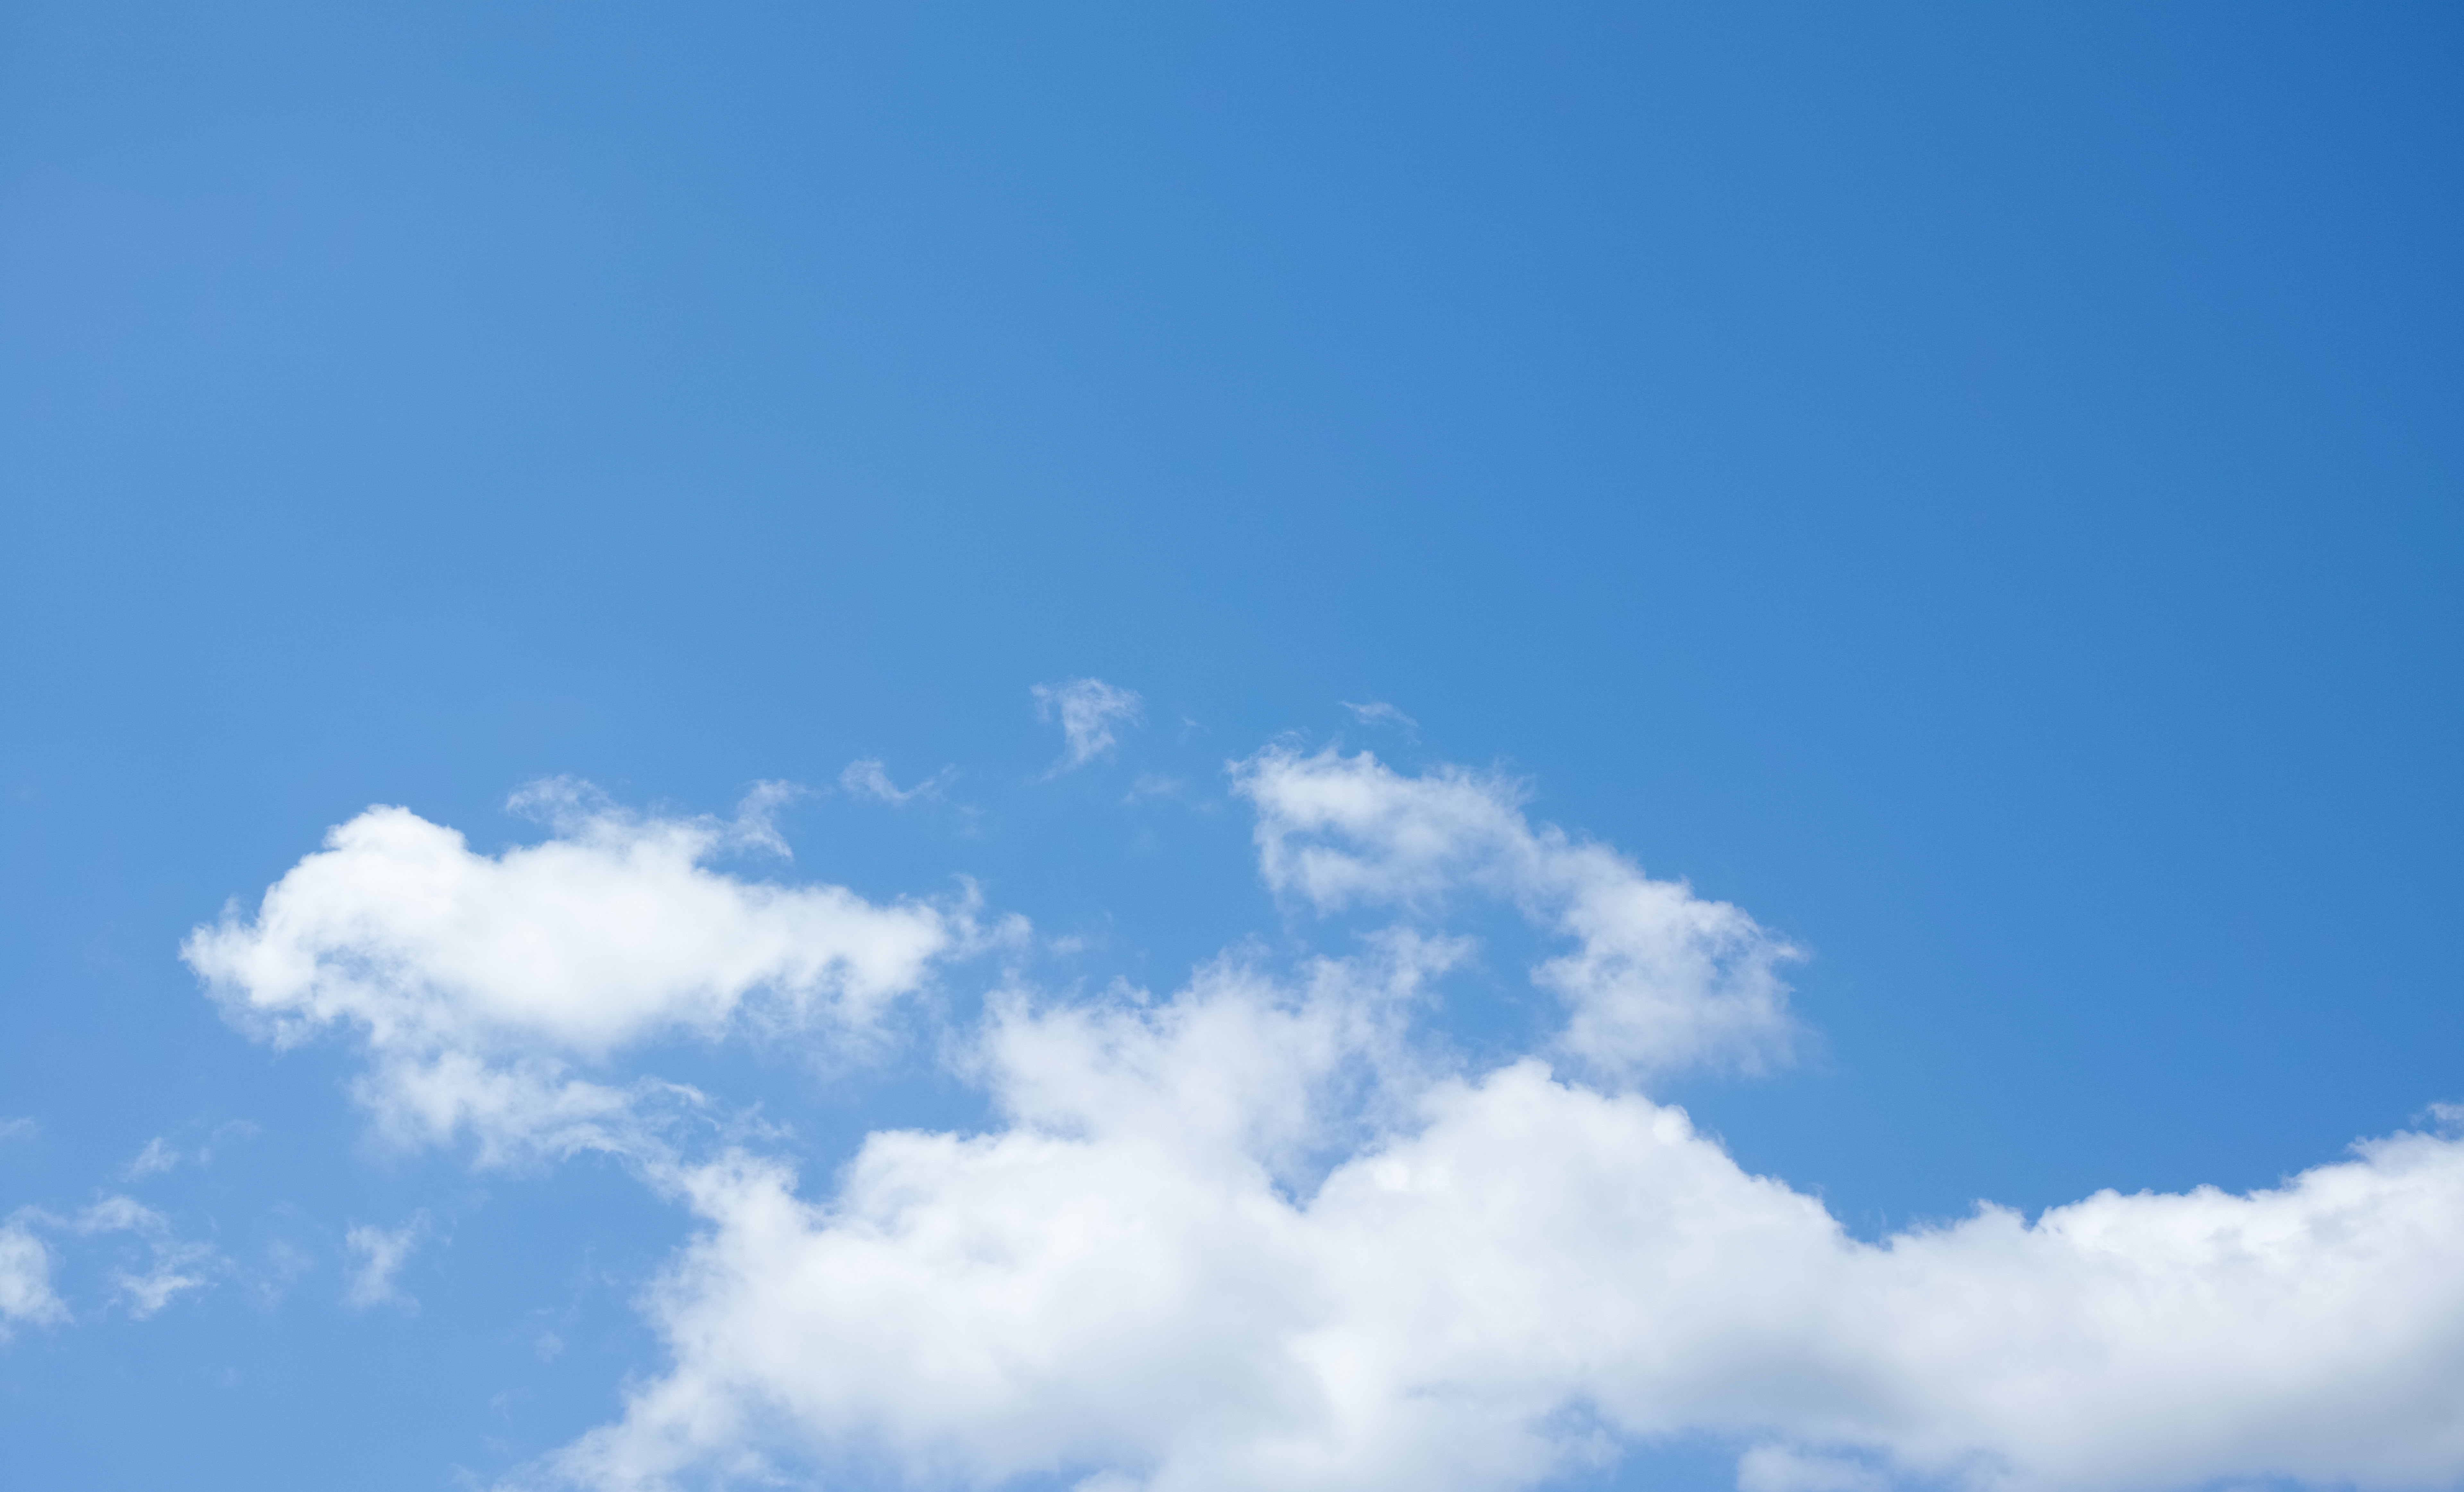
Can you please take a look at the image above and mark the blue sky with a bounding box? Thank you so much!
[3,5,2461,1490]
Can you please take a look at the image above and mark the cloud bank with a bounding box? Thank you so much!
[189,745,2464,1492]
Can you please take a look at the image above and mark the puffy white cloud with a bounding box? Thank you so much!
[0,1219,67,1337]
[533,963,2464,1492]
[186,785,950,1057]
[1032,679,1143,773]
[191,749,2464,1492]
[1235,746,1797,1076]
[183,785,967,1162]
[343,1212,431,1312]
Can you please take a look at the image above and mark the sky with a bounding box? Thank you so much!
[3,4,2462,1490]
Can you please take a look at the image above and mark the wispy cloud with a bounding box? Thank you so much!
[839,759,954,806]
[123,1137,179,1180]
[0,1117,34,1144]
[1340,699,1420,739]
[75,1197,218,1318]
[726,780,805,857]
[1122,772,1186,805]
[1031,678,1142,775]
[0,1219,67,1336]
[343,1213,432,1313]
[195,739,2464,1492]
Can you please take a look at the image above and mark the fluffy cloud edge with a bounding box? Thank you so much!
[182,746,2464,1492]
[1236,745,1801,1076]
[180,784,1011,1164]
[528,971,2464,1492]
[0,1219,68,1336]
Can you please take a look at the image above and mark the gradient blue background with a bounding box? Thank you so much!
[4,5,2460,1487]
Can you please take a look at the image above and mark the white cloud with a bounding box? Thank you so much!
[1032,678,1143,774]
[721,780,803,858]
[195,1118,260,1165]
[344,1212,432,1312]
[1124,772,1190,805]
[183,785,965,1163]
[191,745,2464,1492]
[840,759,954,806]
[76,1196,218,1318]
[1339,700,1419,739]
[0,1117,35,1143]
[1235,746,1798,1077]
[535,962,2464,1492]
[0,1219,67,1337]
[124,1136,179,1179]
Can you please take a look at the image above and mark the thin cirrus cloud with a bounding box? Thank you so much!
[184,739,2464,1492]
[1031,678,1143,774]
[123,1136,180,1179]
[343,1212,432,1313]
[0,1197,225,1335]
[840,758,955,806]
[74,1196,220,1320]
[1339,700,1420,740]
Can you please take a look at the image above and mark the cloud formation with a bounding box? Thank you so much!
[75,1196,219,1318]
[183,784,968,1163]
[539,967,2464,1492]
[1237,746,1798,1076]
[1339,701,1419,739]
[344,1212,432,1312]
[124,1136,179,1179]
[1032,679,1143,774]
[840,759,954,806]
[0,1220,66,1337]
[193,744,2464,1492]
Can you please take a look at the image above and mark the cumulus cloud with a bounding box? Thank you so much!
[1236,746,1798,1077]
[192,749,2464,1492]
[1032,679,1142,774]
[183,784,968,1164]
[0,1219,67,1337]
[539,972,2464,1492]
[344,1212,432,1312]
